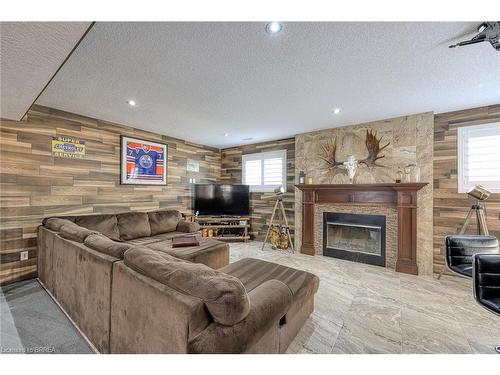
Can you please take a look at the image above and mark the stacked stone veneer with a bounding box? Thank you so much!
[314,204,398,269]
[295,112,434,276]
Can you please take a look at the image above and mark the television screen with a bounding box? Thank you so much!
[193,184,250,216]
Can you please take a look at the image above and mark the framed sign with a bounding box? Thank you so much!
[121,136,168,185]
[52,136,85,159]
[186,158,200,172]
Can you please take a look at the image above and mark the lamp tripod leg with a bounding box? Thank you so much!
[476,206,489,235]
[262,199,279,250]
[437,265,446,280]
[459,206,475,235]
[279,200,294,252]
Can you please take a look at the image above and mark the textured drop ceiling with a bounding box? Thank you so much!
[36,22,500,148]
[0,22,91,120]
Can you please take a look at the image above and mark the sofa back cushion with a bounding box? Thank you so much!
[84,234,133,259]
[42,216,76,226]
[124,247,250,326]
[148,210,182,235]
[44,218,75,232]
[59,223,99,243]
[75,214,121,241]
[116,212,151,241]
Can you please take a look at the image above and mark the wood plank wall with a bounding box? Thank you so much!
[220,138,295,241]
[3,103,498,284]
[0,105,221,285]
[433,104,500,274]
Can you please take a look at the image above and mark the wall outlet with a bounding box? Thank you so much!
[20,251,29,261]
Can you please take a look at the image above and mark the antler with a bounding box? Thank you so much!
[359,130,390,167]
[319,137,343,169]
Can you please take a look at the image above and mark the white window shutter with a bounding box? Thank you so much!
[263,157,284,185]
[458,122,500,193]
[243,159,262,186]
[242,150,287,192]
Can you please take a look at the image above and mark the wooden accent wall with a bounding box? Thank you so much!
[220,138,295,241]
[0,105,221,285]
[433,104,500,274]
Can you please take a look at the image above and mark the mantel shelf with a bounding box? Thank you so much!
[295,183,428,191]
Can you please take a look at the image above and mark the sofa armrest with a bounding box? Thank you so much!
[177,220,200,233]
[187,279,293,353]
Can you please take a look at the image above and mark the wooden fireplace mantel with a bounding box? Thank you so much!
[295,183,428,275]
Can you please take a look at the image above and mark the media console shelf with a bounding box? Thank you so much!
[195,216,250,242]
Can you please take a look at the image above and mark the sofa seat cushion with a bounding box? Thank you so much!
[125,231,187,246]
[221,258,319,307]
[117,212,151,240]
[44,218,75,232]
[75,214,121,242]
[125,246,187,263]
[147,237,227,262]
[84,234,133,259]
[148,210,182,235]
[124,246,250,326]
[59,223,99,243]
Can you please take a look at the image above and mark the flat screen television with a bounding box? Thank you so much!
[193,184,250,216]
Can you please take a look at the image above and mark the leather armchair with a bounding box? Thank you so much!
[441,235,499,278]
[472,253,500,354]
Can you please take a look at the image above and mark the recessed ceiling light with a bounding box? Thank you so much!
[127,100,136,107]
[242,137,254,141]
[333,108,341,115]
[266,22,283,35]
[224,133,229,137]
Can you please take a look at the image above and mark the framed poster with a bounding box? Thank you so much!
[186,158,200,172]
[120,136,168,185]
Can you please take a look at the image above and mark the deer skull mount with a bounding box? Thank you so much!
[319,130,390,181]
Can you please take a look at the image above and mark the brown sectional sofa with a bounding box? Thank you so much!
[37,209,319,354]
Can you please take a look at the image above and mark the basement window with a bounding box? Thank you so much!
[242,150,287,193]
[457,122,500,193]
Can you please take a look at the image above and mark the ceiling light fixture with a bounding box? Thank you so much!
[127,100,136,107]
[266,22,283,35]
[333,108,341,115]
[224,133,229,137]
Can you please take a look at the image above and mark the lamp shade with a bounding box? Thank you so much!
[467,184,491,201]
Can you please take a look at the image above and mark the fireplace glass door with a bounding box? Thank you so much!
[327,222,382,256]
[323,212,386,267]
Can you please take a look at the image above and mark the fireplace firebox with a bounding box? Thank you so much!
[323,212,386,267]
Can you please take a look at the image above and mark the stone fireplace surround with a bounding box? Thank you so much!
[294,112,434,276]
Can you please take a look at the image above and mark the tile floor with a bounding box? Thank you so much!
[1,241,499,354]
[231,242,500,354]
